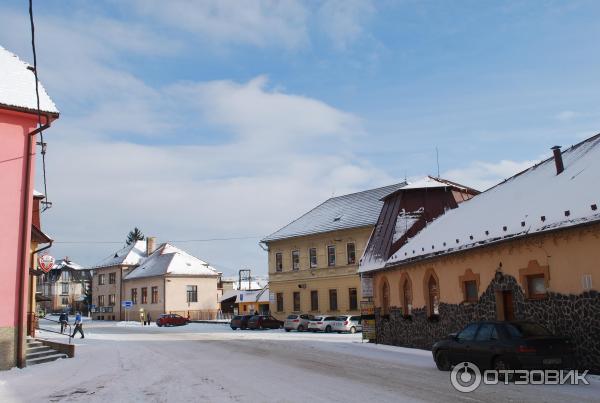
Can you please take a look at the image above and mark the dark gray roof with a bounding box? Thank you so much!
[262,182,407,243]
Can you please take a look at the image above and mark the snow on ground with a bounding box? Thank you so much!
[0,319,598,402]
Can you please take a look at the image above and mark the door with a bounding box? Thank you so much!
[450,323,479,365]
[495,290,515,321]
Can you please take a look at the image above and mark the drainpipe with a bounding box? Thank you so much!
[17,116,51,368]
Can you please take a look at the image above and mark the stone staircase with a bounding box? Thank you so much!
[26,338,68,366]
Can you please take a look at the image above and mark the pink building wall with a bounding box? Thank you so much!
[0,108,39,369]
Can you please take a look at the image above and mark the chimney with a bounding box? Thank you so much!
[146,236,156,256]
[551,146,564,175]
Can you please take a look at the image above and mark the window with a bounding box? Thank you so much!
[131,288,138,304]
[401,276,412,316]
[329,289,338,311]
[61,282,69,295]
[62,271,71,282]
[381,279,390,315]
[310,290,319,311]
[427,274,440,316]
[97,295,105,307]
[109,294,116,306]
[186,285,197,303]
[109,272,116,284]
[152,286,158,304]
[276,293,284,312]
[327,245,336,267]
[292,250,300,271]
[347,243,356,265]
[475,324,498,341]
[464,280,478,303]
[275,253,283,272]
[309,248,317,268]
[142,287,148,304]
[526,274,546,298]
[98,274,106,285]
[293,291,300,311]
[457,323,479,341]
[61,297,69,305]
[349,288,357,311]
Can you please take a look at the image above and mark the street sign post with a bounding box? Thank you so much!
[122,300,133,323]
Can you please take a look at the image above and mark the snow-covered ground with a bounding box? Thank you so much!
[0,319,598,402]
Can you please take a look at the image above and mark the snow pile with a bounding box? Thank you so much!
[371,135,600,269]
[0,46,58,114]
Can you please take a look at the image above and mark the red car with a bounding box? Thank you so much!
[156,314,190,327]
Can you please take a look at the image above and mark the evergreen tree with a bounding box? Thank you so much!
[126,227,145,245]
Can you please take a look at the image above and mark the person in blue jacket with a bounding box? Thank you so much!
[71,312,84,339]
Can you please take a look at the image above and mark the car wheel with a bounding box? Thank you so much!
[435,351,451,371]
[325,325,332,333]
[285,329,291,332]
[350,327,356,334]
[336,331,342,334]
[157,323,162,327]
[231,327,237,330]
[298,325,304,332]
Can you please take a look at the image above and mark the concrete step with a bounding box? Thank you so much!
[26,340,43,348]
[27,348,59,360]
[26,345,51,354]
[26,353,68,366]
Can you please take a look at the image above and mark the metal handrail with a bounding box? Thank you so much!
[36,316,73,344]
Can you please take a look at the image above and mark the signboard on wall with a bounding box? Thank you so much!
[38,254,55,273]
[361,276,373,298]
[360,300,376,342]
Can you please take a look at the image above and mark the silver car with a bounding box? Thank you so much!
[332,315,362,334]
[284,314,314,332]
[307,315,339,332]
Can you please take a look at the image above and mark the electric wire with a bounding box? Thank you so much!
[53,235,263,245]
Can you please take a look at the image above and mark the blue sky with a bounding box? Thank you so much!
[2,0,600,274]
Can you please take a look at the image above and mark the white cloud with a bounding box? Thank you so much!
[317,0,375,50]
[442,159,538,192]
[555,110,579,121]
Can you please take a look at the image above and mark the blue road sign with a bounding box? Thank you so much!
[90,304,97,309]
[122,300,133,309]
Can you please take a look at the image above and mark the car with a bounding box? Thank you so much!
[156,314,189,327]
[332,315,362,334]
[432,321,575,372]
[284,314,314,332]
[307,316,339,332]
[247,315,283,330]
[230,315,253,330]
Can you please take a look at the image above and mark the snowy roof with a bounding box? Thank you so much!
[361,134,600,272]
[0,46,58,115]
[88,240,147,270]
[124,243,219,280]
[33,189,45,198]
[402,176,466,190]
[262,183,407,242]
[53,258,86,271]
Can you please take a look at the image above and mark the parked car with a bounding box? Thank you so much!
[230,315,253,330]
[284,314,314,332]
[247,315,283,330]
[307,316,339,332]
[332,315,362,334]
[156,314,190,327]
[432,321,575,372]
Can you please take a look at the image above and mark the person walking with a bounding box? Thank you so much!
[146,313,151,326]
[71,312,84,339]
[59,312,69,334]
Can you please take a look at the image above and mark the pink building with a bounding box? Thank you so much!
[0,46,59,369]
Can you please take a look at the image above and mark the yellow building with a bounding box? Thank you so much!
[360,135,600,372]
[262,183,405,320]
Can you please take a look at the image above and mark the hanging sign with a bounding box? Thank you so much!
[361,276,373,298]
[38,254,55,273]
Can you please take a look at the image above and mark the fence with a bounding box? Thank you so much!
[168,310,234,321]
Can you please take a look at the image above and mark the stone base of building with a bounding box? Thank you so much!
[375,274,600,373]
[0,326,18,370]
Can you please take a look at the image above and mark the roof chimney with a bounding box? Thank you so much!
[551,146,564,175]
[146,236,156,256]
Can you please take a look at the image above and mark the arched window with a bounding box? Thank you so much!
[400,274,412,316]
[427,274,440,316]
[381,278,390,316]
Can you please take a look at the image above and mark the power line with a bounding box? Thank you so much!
[52,235,263,245]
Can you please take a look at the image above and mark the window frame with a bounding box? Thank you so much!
[141,287,148,304]
[310,290,319,311]
[275,253,283,272]
[186,285,197,303]
[328,289,338,311]
[151,286,159,304]
[97,295,105,307]
[98,274,106,285]
[346,243,356,265]
[327,245,336,267]
[526,274,547,299]
[131,288,138,304]
[293,291,301,312]
[276,292,284,312]
[309,248,317,269]
[291,250,300,271]
[108,294,116,306]
[108,272,116,284]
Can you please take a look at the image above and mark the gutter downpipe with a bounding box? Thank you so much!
[17,116,51,368]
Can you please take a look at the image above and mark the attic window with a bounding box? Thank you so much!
[114,253,118,258]
[186,262,191,267]
[333,214,342,222]
[592,204,598,211]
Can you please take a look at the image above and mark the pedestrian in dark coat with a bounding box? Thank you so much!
[146,313,151,326]
[59,312,68,334]
[71,312,84,339]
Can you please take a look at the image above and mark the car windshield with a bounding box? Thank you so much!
[507,323,552,338]
[313,317,323,321]
[287,315,298,319]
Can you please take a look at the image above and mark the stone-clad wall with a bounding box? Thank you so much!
[375,274,600,373]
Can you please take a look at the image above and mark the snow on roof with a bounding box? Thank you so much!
[362,134,600,272]
[0,46,58,114]
[33,189,45,198]
[88,240,147,270]
[262,182,407,242]
[53,258,85,271]
[401,177,453,190]
[124,243,219,280]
